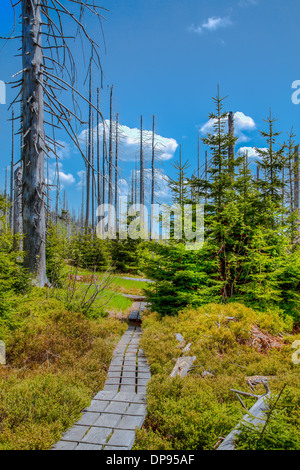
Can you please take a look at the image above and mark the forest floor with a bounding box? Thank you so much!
[0,269,146,450]
[1,267,300,450]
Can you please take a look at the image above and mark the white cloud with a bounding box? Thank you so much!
[200,111,256,144]
[189,16,232,35]
[238,146,268,160]
[118,168,172,204]
[47,161,75,189]
[78,120,178,163]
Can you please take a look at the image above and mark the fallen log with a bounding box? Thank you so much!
[217,392,271,450]
[170,356,197,378]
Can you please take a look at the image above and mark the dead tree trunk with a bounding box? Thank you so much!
[294,145,300,233]
[91,108,95,231]
[85,68,92,228]
[140,115,144,207]
[13,166,23,252]
[151,115,155,207]
[22,0,48,286]
[197,130,200,179]
[10,108,15,230]
[228,111,235,176]
[140,115,145,233]
[205,150,208,205]
[150,115,155,239]
[102,123,106,205]
[115,112,119,230]
[96,87,101,208]
[108,85,114,231]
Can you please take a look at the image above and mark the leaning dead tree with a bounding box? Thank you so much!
[5,0,107,286]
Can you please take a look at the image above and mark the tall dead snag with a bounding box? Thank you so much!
[205,150,208,205]
[13,166,23,252]
[115,112,119,229]
[10,108,15,230]
[6,0,106,285]
[228,111,235,176]
[197,129,200,179]
[86,68,92,228]
[150,115,155,239]
[108,85,114,231]
[294,145,300,233]
[140,115,145,234]
[22,0,48,286]
[96,87,101,208]
[151,115,155,207]
[102,122,107,205]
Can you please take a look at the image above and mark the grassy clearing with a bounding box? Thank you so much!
[62,264,147,296]
[134,303,300,450]
[0,289,127,450]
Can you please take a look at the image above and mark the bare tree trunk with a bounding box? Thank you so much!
[205,150,208,205]
[4,166,8,199]
[135,158,138,204]
[81,165,85,230]
[294,145,300,233]
[13,166,23,252]
[228,111,235,176]
[10,108,15,230]
[96,87,101,208]
[46,156,49,220]
[102,123,106,205]
[131,170,134,204]
[55,156,60,223]
[140,115,144,207]
[140,115,145,233]
[115,112,119,230]
[91,107,95,230]
[85,68,92,228]
[197,130,200,179]
[150,115,155,239]
[22,0,48,286]
[108,85,114,230]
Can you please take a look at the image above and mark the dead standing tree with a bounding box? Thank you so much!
[7,0,107,286]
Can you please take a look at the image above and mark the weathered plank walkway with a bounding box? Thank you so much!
[53,307,150,450]
[128,301,148,323]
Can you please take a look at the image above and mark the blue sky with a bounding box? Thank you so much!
[1,0,300,213]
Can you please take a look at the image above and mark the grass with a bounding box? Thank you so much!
[62,264,150,296]
[133,303,300,450]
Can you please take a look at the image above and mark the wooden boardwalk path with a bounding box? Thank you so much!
[53,304,150,451]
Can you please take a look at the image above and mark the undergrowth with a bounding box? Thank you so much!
[134,303,300,450]
[0,291,127,450]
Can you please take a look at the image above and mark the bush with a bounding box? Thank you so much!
[134,302,300,450]
[70,231,109,271]
[0,294,127,450]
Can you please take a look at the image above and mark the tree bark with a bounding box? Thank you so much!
[115,112,119,229]
[228,111,235,176]
[13,166,23,252]
[294,145,300,233]
[22,0,48,286]
[10,108,15,230]
[108,85,114,230]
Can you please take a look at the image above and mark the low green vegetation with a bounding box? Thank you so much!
[0,290,126,450]
[134,303,300,450]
